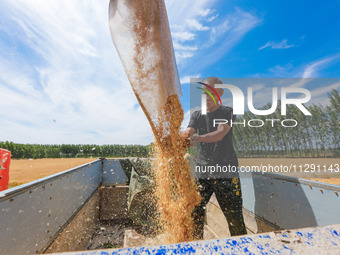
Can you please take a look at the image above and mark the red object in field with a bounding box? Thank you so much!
[0,149,11,191]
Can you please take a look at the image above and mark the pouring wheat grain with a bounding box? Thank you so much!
[108,0,201,243]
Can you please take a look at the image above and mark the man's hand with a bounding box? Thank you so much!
[180,127,197,147]
[190,134,200,146]
[181,129,190,139]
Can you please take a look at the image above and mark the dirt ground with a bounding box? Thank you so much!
[6,157,340,188]
[8,158,97,188]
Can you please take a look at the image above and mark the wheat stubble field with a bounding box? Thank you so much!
[8,158,97,188]
[7,157,340,188]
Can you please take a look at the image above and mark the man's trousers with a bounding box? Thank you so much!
[192,177,247,239]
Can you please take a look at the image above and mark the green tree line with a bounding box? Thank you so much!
[233,89,340,157]
[0,142,151,159]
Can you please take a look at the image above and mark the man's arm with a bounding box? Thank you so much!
[191,123,231,144]
[183,127,196,137]
[181,127,196,141]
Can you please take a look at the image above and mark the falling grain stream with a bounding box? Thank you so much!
[109,0,201,243]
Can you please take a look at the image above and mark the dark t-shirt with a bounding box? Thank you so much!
[188,106,238,167]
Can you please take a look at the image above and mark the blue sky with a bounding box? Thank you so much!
[0,0,339,145]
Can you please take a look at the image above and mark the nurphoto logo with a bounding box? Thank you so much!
[197,82,312,128]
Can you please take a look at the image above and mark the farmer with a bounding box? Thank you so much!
[182,76,247,239]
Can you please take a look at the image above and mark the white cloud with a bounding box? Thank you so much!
[167,2,261,67]
[308,81,340,106]
[260,53,340,79]
[208,19,230,45]
[197,8,261,70]
[180,74,201,84]
[207,14,219,22]
[259,39,294,50]
[186,19,210,31]
[176,52,194,60]
[302,56,339,78]
[173,42,198,51]
[165,0,216,26]
[268,63,294,77]
[171,31,196,42]
[173,41,198,63]
[199,8,213,17]
[310,81,340,98]
[165,0,216,63]
[0,0,153,145]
